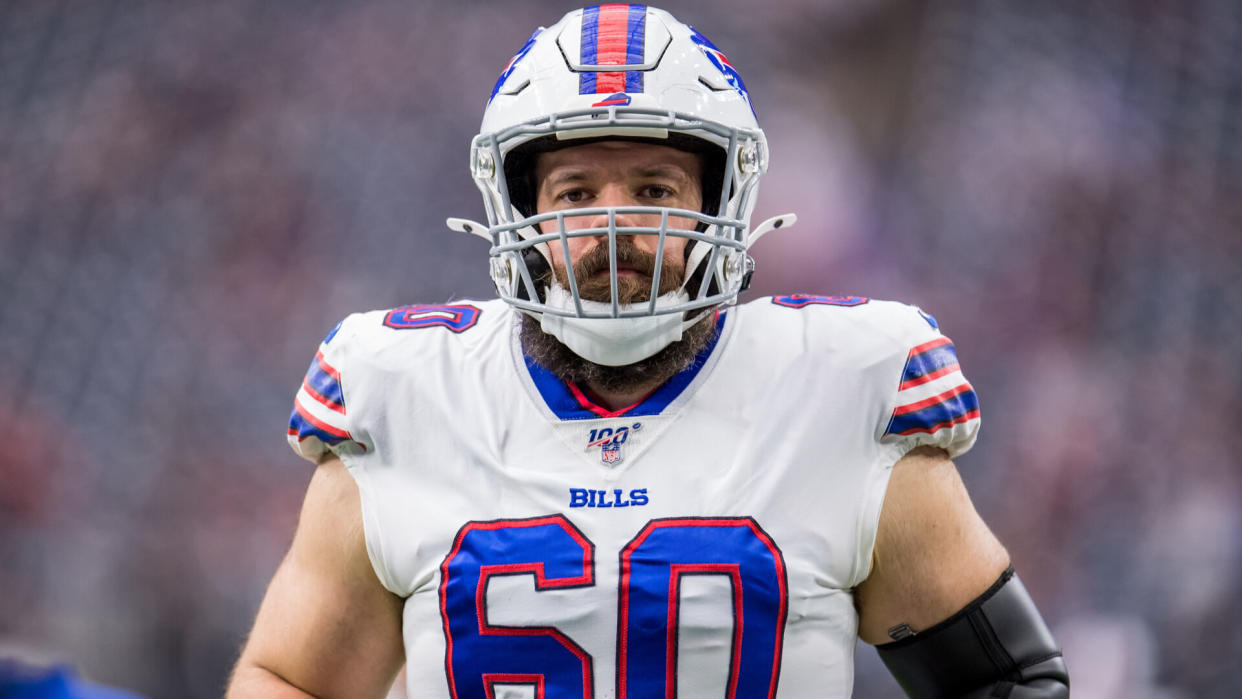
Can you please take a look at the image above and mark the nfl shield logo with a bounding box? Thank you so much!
[600,442,622,465]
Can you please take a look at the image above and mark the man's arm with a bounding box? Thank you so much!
[856,446,1009,642]
[227,456,405,699]
[856,446,1068,697]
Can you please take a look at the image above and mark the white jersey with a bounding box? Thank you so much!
[287,295,980,699]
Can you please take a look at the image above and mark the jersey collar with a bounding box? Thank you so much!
[521,311,729,421]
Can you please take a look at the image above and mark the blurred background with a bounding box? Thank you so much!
[1,0,1239,696]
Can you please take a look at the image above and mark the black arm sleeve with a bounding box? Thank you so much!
[875,567,1069,698]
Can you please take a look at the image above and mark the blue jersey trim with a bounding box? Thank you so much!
[524,312,727,420]
[322,320,343,345]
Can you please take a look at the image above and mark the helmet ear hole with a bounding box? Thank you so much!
[693,142,726,218]
[503,143,541,218]
[517,248,552,303]
[681,243,722,300]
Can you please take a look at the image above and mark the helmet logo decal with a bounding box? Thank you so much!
[489,28,542,103]
[579,4,648,95]
[591,92,632,107]
[689,27,754,114]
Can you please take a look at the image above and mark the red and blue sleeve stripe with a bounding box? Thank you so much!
[287,405,354,446]
[302,350,346,413]
[579,4,647,95]
[884,383,980,437]
[897,337,961,390]
[288,341,360,449]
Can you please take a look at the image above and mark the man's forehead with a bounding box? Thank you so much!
[535,140,701,180]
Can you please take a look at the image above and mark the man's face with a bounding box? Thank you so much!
[533,140,703,304]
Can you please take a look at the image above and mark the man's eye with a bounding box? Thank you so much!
[641,185,675,199]
[561,189,589,203]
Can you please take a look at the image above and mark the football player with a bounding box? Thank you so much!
[229,6,1069,698]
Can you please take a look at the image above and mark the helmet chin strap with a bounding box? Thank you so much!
[747,213,797,246]
[680,213,798,296]
[538,284,697,366]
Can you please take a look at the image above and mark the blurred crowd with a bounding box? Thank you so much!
[0,1,1238,697]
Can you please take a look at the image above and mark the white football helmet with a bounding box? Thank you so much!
[449,5,794,365]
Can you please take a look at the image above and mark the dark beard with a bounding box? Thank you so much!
[520,239,718,393]
[555,236,685,304]
[520,311,718,394]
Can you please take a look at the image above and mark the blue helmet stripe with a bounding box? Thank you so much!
[579,5,601,94]
[625,4,647,92]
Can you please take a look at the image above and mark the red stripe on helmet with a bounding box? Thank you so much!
[594,4,631,93]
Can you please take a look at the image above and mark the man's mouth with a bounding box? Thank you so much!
[591,265,645,278]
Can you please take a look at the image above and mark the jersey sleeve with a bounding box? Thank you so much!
[876,306,981,459]
[286,317,368,462]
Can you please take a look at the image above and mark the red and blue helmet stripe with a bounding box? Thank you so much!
[579,4,647,95]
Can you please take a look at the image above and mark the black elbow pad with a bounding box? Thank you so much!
[875,567,1069,698]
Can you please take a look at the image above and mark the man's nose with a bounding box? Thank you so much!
[585,185,641,233]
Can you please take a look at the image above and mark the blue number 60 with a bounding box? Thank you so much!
[439,515,788,699]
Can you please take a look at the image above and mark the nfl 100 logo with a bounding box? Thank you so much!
[585,423,641,465]
[601,441,622,464]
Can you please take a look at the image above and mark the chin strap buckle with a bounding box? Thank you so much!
[739,255,757,292]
